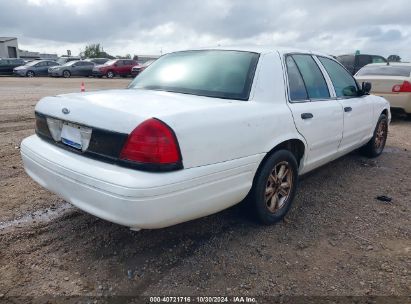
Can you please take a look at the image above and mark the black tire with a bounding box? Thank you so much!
[26,70,35,77]
[106,70,115,78]
[63,70,71,78]
[361,114,388,158]
[248,150,299,225]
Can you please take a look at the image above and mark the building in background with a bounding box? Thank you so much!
[19,49,58,60]
[0,37,19,58]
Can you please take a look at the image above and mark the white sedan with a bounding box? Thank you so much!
[21,47,390,230]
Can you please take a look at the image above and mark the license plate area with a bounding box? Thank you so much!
[60,122,92,151]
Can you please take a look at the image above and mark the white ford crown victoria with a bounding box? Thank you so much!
[21,47,390,230]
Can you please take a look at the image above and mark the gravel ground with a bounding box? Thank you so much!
[0,77,410,301]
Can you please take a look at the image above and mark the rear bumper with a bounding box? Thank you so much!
[376,92,411,114]
[21,135,260,229]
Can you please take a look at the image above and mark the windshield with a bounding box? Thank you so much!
[63,61,76,66]
[104,60,117,65]
[357,65,411,77]
[25,61,41,66]
[128,50,259,100]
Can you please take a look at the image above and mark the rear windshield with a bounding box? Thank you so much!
[357,65,411,77]
[128,50,260,100]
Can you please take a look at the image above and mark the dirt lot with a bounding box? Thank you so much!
[0,77,410,301]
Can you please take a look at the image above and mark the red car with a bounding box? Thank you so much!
[92,59,138,78]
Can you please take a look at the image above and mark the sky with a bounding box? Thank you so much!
[0,0,410,60]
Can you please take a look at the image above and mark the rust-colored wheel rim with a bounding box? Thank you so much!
[265,161,293,213]
[374,119,388,152]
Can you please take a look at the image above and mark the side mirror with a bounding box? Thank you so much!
[362,82,372,95]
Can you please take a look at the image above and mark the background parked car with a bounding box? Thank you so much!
[14,60,60,77]
[84,58,109,65]
[0,58,25,75]
[337,54,387,75]
[56,56,81,65]
[355,63,411,116]
[92,59,138,78]
[131,59,155,77]
[48,60,95,78]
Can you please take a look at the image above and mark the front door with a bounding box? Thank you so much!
[316,56,373,152]
[285,54,344,172]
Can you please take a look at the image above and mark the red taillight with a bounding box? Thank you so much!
[392,81,411,93]
[120,118,181,165]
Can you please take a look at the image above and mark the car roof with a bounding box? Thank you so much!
[172,45,334,58]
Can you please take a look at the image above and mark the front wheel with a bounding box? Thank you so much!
[63,70,71,78]
[26,71,35,77]
[106,70,115,78]
[248,150,298,225]
[361,114,388,158]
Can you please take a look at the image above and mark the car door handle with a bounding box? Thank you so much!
[301,113,314,119]
[344,107,352,112]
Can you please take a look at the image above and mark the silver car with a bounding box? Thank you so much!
[48,60,95,78]
[14,60,60,77]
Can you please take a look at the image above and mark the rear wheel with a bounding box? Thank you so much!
[106,70,115,78]
[361,114,388,157]
[248,150,298,225]
[26,70,35,77]
[63,70,71,78]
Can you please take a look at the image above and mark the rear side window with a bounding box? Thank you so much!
[285,56,308,101]
[291,54,330,99]
[356,65,411,77]
[319,57,359,97]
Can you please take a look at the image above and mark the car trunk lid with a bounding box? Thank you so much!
[35,88,234,134]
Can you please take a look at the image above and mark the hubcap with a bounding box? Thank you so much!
[265,161,293,213]
[374,119,387,151]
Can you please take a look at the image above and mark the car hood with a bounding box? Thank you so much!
[35,89,239,134]
[14,66,28,70]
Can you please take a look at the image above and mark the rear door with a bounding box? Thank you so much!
[317,56,374,151]
[285,54,344,170]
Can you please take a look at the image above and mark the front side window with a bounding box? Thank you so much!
[285,56,308,101]
[319,57,359,97]
[291,54,330,99]
[128,50,259,100]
